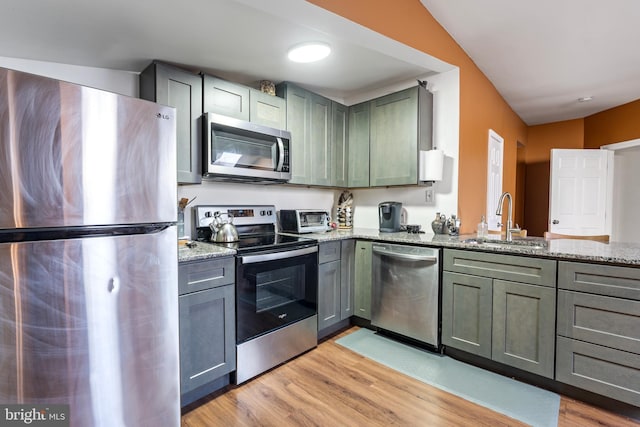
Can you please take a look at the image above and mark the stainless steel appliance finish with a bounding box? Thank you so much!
[235,315,317,384]
[0,68,179,426]
[204,112,291,183]
[280,209,330,234]
[195,205,318,384]
[378,201,403,232]
[371,243,440,348]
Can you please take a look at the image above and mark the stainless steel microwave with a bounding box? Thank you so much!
[280,209,330,233]
[203,112,291,183]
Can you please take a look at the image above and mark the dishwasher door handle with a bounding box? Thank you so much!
[372,246,438,262]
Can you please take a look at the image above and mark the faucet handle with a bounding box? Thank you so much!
[496,221,503,228]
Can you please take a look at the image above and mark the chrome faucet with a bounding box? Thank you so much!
[496,192,520,241]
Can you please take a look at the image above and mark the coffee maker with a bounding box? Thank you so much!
[378,201,403,232]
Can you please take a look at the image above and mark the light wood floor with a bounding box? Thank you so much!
[182,327,640,426]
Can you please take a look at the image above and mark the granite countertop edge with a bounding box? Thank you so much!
[178,228,640,266]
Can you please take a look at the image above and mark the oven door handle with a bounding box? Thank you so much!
[239,245,318,264]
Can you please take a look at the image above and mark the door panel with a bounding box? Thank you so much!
[549,149,613,235]
[0,227,179,426]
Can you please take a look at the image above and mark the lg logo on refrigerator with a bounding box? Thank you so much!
[156,112,170,120]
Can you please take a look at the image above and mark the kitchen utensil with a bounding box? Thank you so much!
[209,212,239,242]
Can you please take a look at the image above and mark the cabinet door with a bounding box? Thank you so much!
[309,93,333,186]
[348,102,370,187]
[249,89,286,129]
[280,84,310,184]
[354,241,373,320]
[318,259,341,331]
[202,75,250,121]
[492,280,556,378]
[369,86,418,186]
[278,83,332,186]
[139,62,202,184]
[442,272,493,358]
[340,240,356,320]
[179,284,236,395]
[332,102,349,187]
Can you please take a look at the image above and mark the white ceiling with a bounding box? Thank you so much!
[421,0,640,125]
[1,0,637,124]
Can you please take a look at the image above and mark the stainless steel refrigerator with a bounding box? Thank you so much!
[0,67,180,426]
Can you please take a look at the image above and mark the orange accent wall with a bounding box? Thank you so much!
[584,99,640,148]
[524,119,584,236]
[308,0,528,233]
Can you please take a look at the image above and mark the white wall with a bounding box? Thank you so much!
[611,143,640,243]
[0,56,138,96]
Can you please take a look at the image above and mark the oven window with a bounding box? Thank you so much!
[236,248,318,343]
[255,265,304,312]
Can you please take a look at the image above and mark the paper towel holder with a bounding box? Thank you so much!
[419,148,444,183]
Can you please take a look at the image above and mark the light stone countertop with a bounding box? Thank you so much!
[178,227,640,267]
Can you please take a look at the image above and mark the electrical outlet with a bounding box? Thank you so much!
[425,187,435,204]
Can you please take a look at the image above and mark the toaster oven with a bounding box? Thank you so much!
[280,209,330,234]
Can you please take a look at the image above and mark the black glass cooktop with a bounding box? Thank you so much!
[214,233,317,253]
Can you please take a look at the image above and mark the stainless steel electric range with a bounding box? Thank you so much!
[194,205,318,384]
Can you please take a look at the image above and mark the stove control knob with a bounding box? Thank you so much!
[260,210,266,216]
[267,210,273,216]
[204,211,213,218]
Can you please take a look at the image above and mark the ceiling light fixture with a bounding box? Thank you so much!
[287,42,331,63]
[578,96,594,103]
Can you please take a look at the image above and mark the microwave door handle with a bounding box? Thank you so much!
[276,137,285,172]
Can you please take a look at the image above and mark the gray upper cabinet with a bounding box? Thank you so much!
[277,83,332,186]
[248,88,286,129]
[442,249,557,378]
[369,86,419,187]
[347,101,370,188]
[139,61,202,184]
[332,102,349,187]
[556,261,640,406]
[202,75,250,121]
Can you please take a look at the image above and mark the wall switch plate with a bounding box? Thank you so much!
[425,187,435,204]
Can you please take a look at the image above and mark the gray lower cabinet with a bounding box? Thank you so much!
[178,257,235,405]
[442,249,557,378]
[354,240,373,320]
[556,261,640,406]
[139,61,202,184]
[318,240,355,333]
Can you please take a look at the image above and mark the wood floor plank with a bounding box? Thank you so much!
[181,326,640,427]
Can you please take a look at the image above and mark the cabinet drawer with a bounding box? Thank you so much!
[558,290,640,354]
[559,261,640,301]
[556,336,640,407]
[444,249,556,287]
[179,257,235,295]
[319,241,341,264]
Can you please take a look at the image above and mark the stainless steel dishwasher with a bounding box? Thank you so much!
[371,243,440,348]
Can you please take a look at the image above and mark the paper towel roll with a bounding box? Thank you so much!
[419,149,444,181]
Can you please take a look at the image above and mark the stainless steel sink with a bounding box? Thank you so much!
[463,237,548,250]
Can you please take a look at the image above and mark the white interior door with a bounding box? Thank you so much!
[486,129,504,231]
[549,149,613,235]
